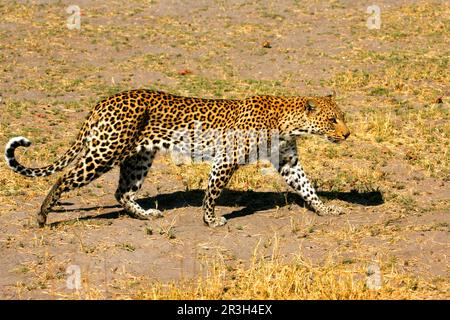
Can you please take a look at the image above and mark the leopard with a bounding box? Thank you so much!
[4,89,350,228]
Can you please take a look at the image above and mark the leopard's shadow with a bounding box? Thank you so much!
[51,189,383,226]
[139,189,383,220]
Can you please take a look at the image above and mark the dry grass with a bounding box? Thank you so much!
[0,1,449,300]
[56,242,447,300]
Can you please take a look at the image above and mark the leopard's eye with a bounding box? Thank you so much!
[330,118,338,124]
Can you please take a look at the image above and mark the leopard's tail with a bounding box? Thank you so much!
[4,136,85,177]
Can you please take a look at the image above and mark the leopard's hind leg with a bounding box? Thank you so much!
[115,149,162,219]
[38,150,116,227]
[203,160,237,227]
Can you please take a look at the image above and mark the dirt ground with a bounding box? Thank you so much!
[0,0,448,299]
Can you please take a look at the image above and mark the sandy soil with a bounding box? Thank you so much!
[0,0,448,299]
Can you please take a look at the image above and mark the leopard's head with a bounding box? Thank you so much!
[280,93,350,143]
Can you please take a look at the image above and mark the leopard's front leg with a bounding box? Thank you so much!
[276,140,344,216]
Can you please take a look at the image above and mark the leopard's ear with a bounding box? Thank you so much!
[306,99,319,114]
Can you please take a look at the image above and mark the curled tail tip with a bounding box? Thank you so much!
[4,136,32,165]
[4,136,80,177]
[6,136,32,149]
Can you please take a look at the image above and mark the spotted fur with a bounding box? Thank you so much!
[4,89,350,227]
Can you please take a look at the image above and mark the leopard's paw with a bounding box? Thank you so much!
[145,209,164,218]
[131,209,163,220]
[317,205,344,216]
[36,211,48,228]
[207,216,227,228]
